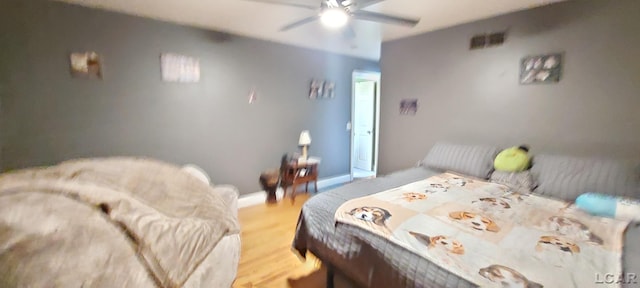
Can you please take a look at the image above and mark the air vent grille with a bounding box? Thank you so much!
[469,32,506,50]
[470,35,486,50]
[488,32,505,46]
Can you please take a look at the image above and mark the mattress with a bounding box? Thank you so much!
[293,167,640,288]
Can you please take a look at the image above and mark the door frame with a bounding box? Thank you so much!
[350,70,381,181]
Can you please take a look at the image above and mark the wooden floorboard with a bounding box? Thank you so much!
[233,194,326,288]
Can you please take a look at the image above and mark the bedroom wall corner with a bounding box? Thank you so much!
[378,0,640,174]
[0,0,379,194]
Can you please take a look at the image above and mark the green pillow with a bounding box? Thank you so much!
[494,147,530,172]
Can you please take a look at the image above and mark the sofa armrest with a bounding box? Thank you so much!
[212,185,239,221]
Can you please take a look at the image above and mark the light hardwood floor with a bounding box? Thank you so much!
[233,194,326,288]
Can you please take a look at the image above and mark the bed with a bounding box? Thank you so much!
[0,157,241,288]
[293,143,640,288]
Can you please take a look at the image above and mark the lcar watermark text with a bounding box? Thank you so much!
[595,273,637,285]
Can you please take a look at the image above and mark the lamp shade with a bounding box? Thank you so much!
[298,130,311,146]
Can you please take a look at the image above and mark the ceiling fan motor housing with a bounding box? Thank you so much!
[245,0,420,32]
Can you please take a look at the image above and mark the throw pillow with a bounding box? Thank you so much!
[490,171,536,194]
[575,193,640,222]
[494,146,530,172]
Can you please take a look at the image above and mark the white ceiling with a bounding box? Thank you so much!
[56,0,562,60]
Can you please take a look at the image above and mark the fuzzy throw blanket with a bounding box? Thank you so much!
[0,158,239,288]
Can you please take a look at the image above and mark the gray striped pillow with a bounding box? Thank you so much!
[531,154,639,201]
[422,143,499,179]
[490,171,536,194]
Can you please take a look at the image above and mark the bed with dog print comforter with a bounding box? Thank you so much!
[334,172,630,288]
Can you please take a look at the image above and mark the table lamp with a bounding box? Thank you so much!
[298,130,312,159]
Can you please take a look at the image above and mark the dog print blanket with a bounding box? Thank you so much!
[334,173,630,288]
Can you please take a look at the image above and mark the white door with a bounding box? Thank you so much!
[353,80,376,171]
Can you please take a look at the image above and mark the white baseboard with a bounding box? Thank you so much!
[237,174,351,209]
[235,188,283,209]
[318,174,351,188]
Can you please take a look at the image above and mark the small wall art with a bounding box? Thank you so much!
[323,81,335,98]
[520,53,562,84]
[309,79,324,99]
[400,99,418,115]
[70,52,102,79]
[248,88,257,104]
[160,53,200,83]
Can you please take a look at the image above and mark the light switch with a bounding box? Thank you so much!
[346,122,352,131]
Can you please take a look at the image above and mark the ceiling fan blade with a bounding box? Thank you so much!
[242,0,318,10]
[352,0,386,10]
[280,15,320,31]
[343,23,356,39]
[352,10,419,27]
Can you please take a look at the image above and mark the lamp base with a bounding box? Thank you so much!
[302,145,308,160]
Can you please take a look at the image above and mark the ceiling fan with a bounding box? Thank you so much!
[244,0,420,38]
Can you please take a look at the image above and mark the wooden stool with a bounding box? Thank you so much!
[259,170,280,204]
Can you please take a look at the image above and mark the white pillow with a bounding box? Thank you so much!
[181,164,211,185]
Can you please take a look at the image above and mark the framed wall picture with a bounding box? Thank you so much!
[323,81,335,98]
[160,53,200,83]
[309,79,324,99]
[70,52,102,79]
[310,79,335,99]
[520,53,562,84]
[400,99,418,115]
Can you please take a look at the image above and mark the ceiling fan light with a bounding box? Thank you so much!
[320,8,349,29]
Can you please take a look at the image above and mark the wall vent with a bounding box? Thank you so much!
[488,32,506,46]
[469,32,506,50]
[470,35,486,50]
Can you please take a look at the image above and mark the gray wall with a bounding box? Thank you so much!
[0,0,378,194]
[379,0,640,173]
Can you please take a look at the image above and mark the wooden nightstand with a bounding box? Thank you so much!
[280,158,320,203]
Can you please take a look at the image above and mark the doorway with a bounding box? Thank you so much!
[350,70,380,180]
